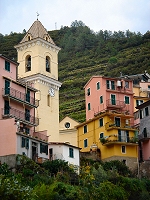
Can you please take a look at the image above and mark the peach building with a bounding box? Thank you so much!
[0,54,49,165]
[84,76,134,121]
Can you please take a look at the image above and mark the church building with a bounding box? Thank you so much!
[14,19,62,142]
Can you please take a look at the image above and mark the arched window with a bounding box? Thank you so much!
[28,36,31,41]
[46,56,50,72]
[25,55,31,72]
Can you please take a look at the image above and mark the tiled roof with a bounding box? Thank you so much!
[20,20,55,45]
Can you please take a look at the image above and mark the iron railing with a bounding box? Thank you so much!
[106,99,126,108]
[2,88,39,108]
[2,107,39,126]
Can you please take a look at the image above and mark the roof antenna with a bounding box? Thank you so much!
[36,12,40,20]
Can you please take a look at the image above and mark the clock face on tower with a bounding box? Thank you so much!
[49,88,55,97]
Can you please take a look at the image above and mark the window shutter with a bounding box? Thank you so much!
[26,138,29,149]
[21,137,25,148]
[45,145,48,155]
[126,131,129,142]
[40,143,43,153]
[118,130,121,142]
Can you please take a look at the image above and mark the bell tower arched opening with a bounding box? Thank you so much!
[46,56,50,72]
[25,55,31,72]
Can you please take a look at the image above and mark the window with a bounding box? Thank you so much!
[99,118,103,127]
[26,90,30,103]
[122,160,126,165]
[25,109,30,122]
[69,148,74,158]
[121,145,126,153]
[100,133,104,138]
[84,139,88,148]
[88,103,91,110]
[148,85,150,90]
[40,143,48,155]
[5,79,10,95]
[125,81,129,88]
[106,80,115,90]
[97,82,100,90]
[143,127,147,137]
[118,130,129,142]
[136,100,143,107]
[21,137,29,149]
[65,122,70,128]
[115,117,120,127]
[125,96,130,104]
[46,56,50,72]
[4,100,10,115]
[87,88,90,96]
[25,128,30,134]
[111,94,116,105]
[84,125,87,133]
[5,60,10,72]
[100,96,103,104]
[145,107,149,116]
[47,95,50,106]
[25,55,31,72]
[140,110,143,119]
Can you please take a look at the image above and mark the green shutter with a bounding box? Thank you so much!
[106,80,110,89]
[111,81,115,90]
[26,138,29,149]
[21,137,25,148]
[40,143,43,153]
[111,94,116,105]
[100,118,103,127]
[5,61,10,71]
[126,131,129,142]
[118,130,121,142]
[125,96,129,104]
[45,145,48,155]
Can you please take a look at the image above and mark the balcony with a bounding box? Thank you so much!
[100,135,138,146]
[2,107,39,126]
[106,99,126,109]
[139,132,150,141]
[105,122,137,131]
[2,88,39,108]
[31,130,48,142]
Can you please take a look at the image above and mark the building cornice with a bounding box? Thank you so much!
[14,38,61,53]
[20,73,62,90]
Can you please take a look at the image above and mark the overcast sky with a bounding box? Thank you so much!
[0,0,150,35]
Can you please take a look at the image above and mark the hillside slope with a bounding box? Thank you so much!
[0,21,150,122]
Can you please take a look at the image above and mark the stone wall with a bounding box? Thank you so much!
[0,154,17,169]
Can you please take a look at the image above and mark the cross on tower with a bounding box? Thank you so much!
[36,12,40,20]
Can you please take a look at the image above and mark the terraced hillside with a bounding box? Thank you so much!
[0,21,150,122]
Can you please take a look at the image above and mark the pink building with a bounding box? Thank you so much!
[84,76,134,121]
[0,55,49,166]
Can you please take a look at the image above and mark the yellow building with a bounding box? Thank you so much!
[15,20,62,142]
[77,110,138,170]
[59,116,80,146]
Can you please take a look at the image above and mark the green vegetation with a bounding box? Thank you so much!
[0,156,150,199]
[0,20,150,122]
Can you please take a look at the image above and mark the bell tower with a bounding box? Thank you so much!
[15,20,62,142]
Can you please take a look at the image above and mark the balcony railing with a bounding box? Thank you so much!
[2,107,39,126]
[2,88,39,108]
[105,122,137,130]
[106,99,126,109]
[31,131,48,142]
[100,135,138,145]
